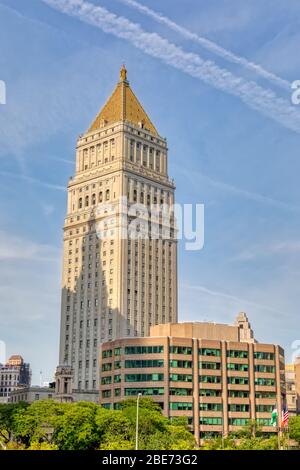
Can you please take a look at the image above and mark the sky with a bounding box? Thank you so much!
[0,0,300,384]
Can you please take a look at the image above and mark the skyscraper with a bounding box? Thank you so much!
[58,66,177,394]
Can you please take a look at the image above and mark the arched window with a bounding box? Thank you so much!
[99,192,103,203]
[140,192,144,203]
[92,193,96,205]
[106,189,110,201]
[78,198,82,209]
[133,189,137,202]
[85,195,89,207]
[147,194,151,206]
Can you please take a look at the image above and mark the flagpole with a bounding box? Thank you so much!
[277,425,282,451]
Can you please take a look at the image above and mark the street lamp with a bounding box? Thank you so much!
[135,393,142,450]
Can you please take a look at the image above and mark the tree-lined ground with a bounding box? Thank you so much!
[0,398,299,450]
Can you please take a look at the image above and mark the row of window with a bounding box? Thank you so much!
[101,373,277,386]
[101,360,275,373]
[101,387,276,400]
[101,347,275,360]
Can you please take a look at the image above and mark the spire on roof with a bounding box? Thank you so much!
[120,64,127,82]
[88,66,158,135]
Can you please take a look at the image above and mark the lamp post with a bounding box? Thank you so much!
[135,393,142,451]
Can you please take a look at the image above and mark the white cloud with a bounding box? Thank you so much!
[0,171,66,192]
[235,240,300,262]
[42,204,55,216]
[180,167,300,213]
[118,0,290,90]
[184,283,284,318]
[0,230,60,261]
[40,0,300,136]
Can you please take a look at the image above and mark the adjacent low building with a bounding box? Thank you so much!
[285,358,300,415]
[0,355,31,403]
[9,384,55,404]
[99,313,286,445]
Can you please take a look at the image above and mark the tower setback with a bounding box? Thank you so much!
[58,67,177,394]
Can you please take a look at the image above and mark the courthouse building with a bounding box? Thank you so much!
[99,313,286,444]
[57,66,177,398]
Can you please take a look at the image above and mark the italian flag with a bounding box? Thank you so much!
[271,408,278,427]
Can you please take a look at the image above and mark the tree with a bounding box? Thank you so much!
[201,436,237,450]
[96,407,133,449]
[112,398,196,450]
[53,402,100,450]
[0,402,28,447]
[289,416,300,445]
[12,400,65,447]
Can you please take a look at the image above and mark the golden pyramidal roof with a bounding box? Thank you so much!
[88,65,158,136]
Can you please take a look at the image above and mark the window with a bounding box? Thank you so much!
[170,346,192,355]
[114,375,121,383]
[102,390,111,398]
[102,363,112,372]
[99,192,103,203]
[78,198,82,209]
[106,189,110,201]
[228,404,250,412]
[227,377,249,385]
[254,365,275,373]
[170,402,192,411]
[125,373,164,382]
[200,362,221,370]
[200,403,222,411]
[228,390,249,398]
[102,403,111,409]
[102,349,113,359]
[199,375,221,384]
[114,347,122,356]
[256,418,272,426]
[169,388,193,396]
[254,352,275,360]
[229,418,249,426]
[256,405,273,413]
[115,388,121,397]
[227,363,249,372]
[255,378,275,386]
[227,350,248,359]
[125,388,164,396]
[199,348,221,357]
[199,389,222,397]
[125,359,164,368]
[124,346,163,354]
[170,360,192,368]
[101,376,112,385]
[170,374,192,382]
[85,195,89,207]
[255,392,276,399]
[200,418,223,425]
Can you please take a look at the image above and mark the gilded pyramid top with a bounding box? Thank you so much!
[88,66,158,136]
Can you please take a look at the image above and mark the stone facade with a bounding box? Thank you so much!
[285,358,300,415]
[9,385,55,404]
[0,355,31,403]
[99,314,286,445]
[58,66,177,394]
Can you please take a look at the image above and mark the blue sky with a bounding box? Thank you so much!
[0,0,300,384]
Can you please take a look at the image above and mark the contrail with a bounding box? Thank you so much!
[40,0,300,135]
[179,167,300,213]
[186,284,285,318]
[118,0,290,91]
